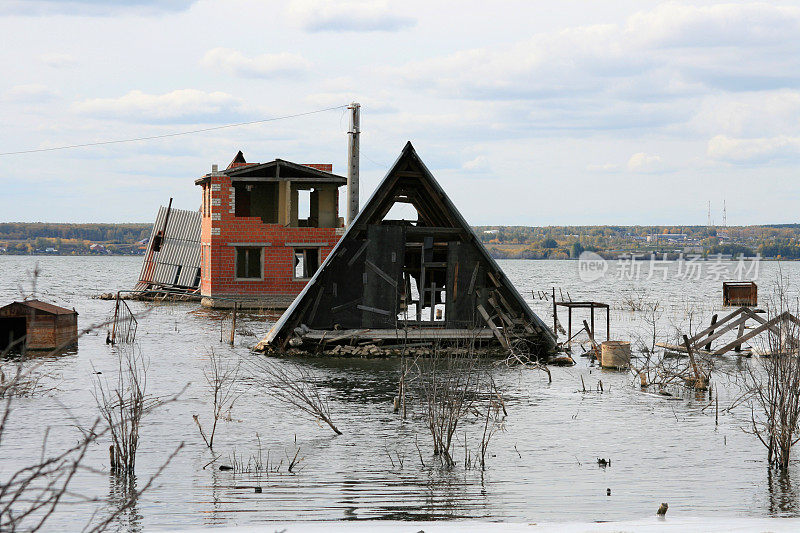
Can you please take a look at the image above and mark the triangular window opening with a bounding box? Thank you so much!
[382,202,419,224]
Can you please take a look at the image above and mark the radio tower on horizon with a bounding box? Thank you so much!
[723,199,727,227]
[707,200,712,228]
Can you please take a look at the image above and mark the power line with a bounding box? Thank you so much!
[0,104,348,157]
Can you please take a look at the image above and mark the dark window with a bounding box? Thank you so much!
[293,248,320,279]
[236,247,262,279]
[234,185,251,217]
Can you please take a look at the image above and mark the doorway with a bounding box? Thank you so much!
[0,317,26,351]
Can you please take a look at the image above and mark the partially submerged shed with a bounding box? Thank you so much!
[0,300,78,351]
[257,142,557,356]
[136,201,202,297]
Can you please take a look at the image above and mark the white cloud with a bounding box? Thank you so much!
[305,92,396,114]
[39,53,77,68]
[587,163,619,172]
[626,3,800,49]
[627,152,663,172]
[201,48,311,79]
[462,155,489,172]
[0,0,197,15]
[390,2,800,103]
[287,0,415,32]
[2,84,58,103]
[707,135,800,164]
[73,89,246,123]
[690,90,800,138]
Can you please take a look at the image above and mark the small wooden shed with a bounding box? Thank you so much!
[0,300,78,351]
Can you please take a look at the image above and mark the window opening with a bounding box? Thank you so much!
[236,247,262,279]
[294,248,320,280]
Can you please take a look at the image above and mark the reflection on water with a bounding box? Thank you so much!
[767,467,800,517]
[2,256,800,529]
[107,475,143,533]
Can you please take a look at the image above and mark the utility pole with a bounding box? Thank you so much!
[346,102,361,226]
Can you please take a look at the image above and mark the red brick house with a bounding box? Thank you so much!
[195,151,347,309]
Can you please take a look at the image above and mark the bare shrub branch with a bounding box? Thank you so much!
[249,359,342,435]
[194,349,240,450]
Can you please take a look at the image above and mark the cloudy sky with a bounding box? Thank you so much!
[1,0,799,226]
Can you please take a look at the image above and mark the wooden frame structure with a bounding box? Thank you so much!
[657,306,800,356]
[258,142,557,355]
[554,301,610,346]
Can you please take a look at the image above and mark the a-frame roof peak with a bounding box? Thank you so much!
[261,143,556,351]
[349,141,459,229]
[227,150,247,170]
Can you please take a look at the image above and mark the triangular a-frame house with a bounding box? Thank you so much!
[259,142,557,355]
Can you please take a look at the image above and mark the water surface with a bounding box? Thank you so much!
[1,256,798,530]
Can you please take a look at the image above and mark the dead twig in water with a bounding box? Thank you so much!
[249,359,342,435]
[194,349,240,450]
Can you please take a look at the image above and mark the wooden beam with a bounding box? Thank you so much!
[331,297,361,313]
[692,314,750,351]
[704,314,718,351]
[357,304,391,316]
[687,308,745,344]
[583,319,599,352]
[743,308,781,335]
[308,287,323,324]
[347,240,369,266]
[683,334,704,386]
[365,259,398,288]
[713,312,788,355]
[734,320,746,352]
[477,304,508,349]
[488,295,514,328]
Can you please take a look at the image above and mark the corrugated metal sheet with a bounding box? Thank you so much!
[137,205,202,290]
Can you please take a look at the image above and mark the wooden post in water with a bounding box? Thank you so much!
[583,319,599,359]
[734,320,746,352]
[683,334,704,388]
[567,307,572,347]
[552,287,557,339]
[704,314,718,351]
[110,291,121,345]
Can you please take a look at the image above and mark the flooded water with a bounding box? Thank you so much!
[2,255,800,531]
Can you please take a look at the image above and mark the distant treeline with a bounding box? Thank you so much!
[0,223,153,255]
[474,225,800,259]
[3,222,800,259]
[0,223,152,243]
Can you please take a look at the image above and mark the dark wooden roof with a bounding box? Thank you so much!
[0,300,78,316]
[196,158,346,186]
[261,141,556,350]
[227,150,247,169]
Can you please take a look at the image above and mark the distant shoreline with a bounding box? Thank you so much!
[3,222,800,260]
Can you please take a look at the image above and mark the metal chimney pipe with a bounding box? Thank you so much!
[346,102,360,226]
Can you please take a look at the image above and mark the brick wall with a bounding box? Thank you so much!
[200,173,342,300]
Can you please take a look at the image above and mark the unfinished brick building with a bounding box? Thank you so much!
[195,151,347,309]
